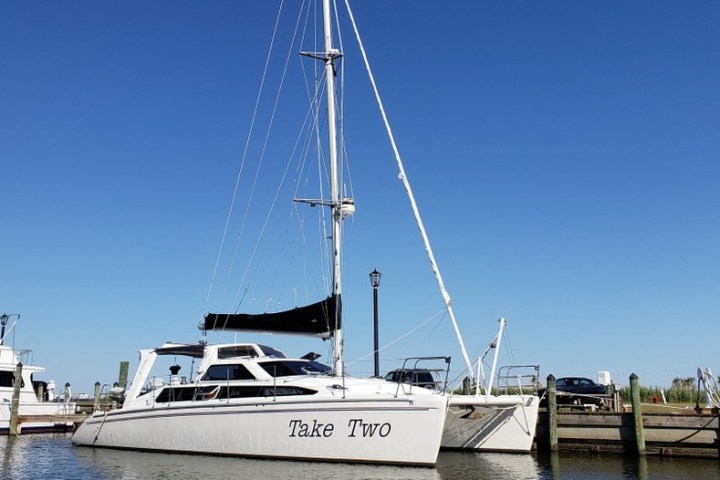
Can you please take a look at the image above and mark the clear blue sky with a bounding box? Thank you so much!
[1,1,718,394]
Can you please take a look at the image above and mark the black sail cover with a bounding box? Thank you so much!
[202,294,340,339]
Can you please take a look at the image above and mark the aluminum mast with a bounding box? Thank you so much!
[322,0,344,376]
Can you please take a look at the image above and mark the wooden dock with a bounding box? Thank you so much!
[17,414,87,425]
[5,414,87,435]
[536,411,720,458]
[536,374,720,458]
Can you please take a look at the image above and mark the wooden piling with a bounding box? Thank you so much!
[630,373,646,455]
[9,362,22,436]
[118,361,130,388]
[547,374,558,451]
[93,381,101,412]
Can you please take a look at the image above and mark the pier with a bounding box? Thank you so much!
[11,414,87,434]
[536,373,720,458]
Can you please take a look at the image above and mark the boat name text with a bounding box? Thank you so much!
[288,419,392,438]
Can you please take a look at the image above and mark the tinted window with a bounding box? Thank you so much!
[0,371,23,388]
[202,364,255,381]
[0,371,13,387]
[218,346,258,359]
[154,385,317,403]
[258,345,286,358]
[260,360,330,377]
[384,370,435,387]
[155,386,208,403]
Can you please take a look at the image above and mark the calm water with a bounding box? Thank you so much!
[2,434,720,480]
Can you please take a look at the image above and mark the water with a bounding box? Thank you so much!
[2,435,720,480]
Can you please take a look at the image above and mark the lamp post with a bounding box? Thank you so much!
[1,313,20,346]
[1,314,9,346]
[369,269,382,377]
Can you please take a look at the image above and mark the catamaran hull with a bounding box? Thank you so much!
[442,395,540,452]
[72,395,447,466]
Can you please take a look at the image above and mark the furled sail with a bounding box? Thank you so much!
[202,295,340,338]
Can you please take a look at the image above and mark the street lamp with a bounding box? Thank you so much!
[369,269,382,377]
[0,314,8,345]
[0,313,20,346]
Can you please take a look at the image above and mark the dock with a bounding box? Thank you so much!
[17,414,88,425]
[536,411,720,458]
[536,373,720,458]
[4,414,87,435]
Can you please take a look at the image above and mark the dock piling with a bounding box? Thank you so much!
[93,382,101,412]
[118,361,129,388]
[630,373,646,455]
[547,374,558,451]
[9,362,22,436]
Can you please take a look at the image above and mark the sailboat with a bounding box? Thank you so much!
[309,0,541,454]
[72,0,449,466]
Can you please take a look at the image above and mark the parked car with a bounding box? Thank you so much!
[537,377,607,406]
[384,369,438,389]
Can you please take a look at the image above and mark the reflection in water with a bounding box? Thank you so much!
[4,435,720,480]
[73,446,442,480]
[437,451,540,480]
[1,434,82,480]
[535,451,720,480]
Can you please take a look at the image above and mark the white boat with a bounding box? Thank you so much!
[73,0,449,466]
[72,342,448,465]
[442,320,540,452]
[1,314,76,435]
[381,320,540,452]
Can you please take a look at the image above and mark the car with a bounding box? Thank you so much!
[383,369,439,389]
[536,377,607,406]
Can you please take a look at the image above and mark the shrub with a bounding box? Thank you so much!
[616,380,699,404]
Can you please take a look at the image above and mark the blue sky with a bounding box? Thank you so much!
[1,1,718,395]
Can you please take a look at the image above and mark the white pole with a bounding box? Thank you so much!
[323,0,343,376]
[485,318,505,401]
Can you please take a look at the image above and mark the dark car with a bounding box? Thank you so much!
[384,369,438,389]
[537,377,607,406]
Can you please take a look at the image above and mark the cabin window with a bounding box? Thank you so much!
[218,346,259,359]
[260,360,331,377]
[154,385,317,403]
[201,364,255,381]
[257,345,287,358]
[155,386,201,403]
[0,371,23,388]
[222,385,317,398]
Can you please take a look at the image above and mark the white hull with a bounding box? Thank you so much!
[442,395,540,452]
[0,403,74,435]
[73,394,447,465]
[0,400,76,434]
[1,342,76,435]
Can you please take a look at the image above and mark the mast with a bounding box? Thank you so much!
[322,0,344,376]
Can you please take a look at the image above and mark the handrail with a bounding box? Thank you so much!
[392,356,452,397]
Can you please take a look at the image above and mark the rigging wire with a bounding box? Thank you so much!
[204,0,287,317]
[226,2,309,315]
[343,0,475,380]
[205,0,343,346]
[345,309,447,367]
